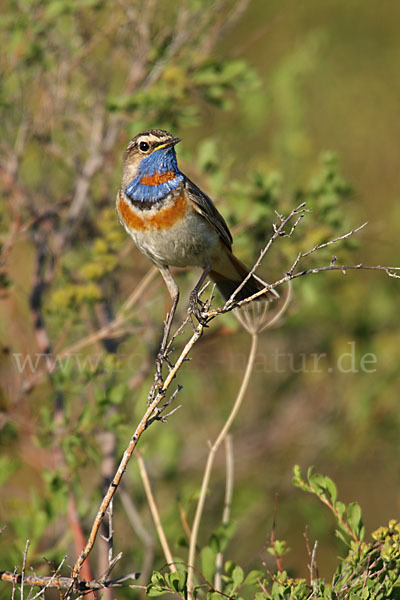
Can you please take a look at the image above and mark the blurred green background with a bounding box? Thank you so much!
[1,0,400,595]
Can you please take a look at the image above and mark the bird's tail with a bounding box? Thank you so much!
[209,248,278,302]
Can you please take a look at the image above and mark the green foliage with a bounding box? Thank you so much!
[267,539,290,561]
[293,465,364,546]
[146,470,400,600]
[258,517,400,600]
[108,58,259,127]
[193,59,260,109]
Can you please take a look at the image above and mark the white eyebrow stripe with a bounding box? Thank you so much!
[138,134,168,145]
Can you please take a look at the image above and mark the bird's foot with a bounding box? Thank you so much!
[188,290,208,325]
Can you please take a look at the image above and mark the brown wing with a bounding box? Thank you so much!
[184,176,233,250]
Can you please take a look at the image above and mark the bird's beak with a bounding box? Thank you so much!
[154,137,182,152]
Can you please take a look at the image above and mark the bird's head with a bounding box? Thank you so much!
[122,129,182,191]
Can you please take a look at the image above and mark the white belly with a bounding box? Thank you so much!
[132,210,219,268]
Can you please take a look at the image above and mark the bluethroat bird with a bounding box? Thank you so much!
[117,129,277,340]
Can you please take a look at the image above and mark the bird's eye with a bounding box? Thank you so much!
[139,141,150,152]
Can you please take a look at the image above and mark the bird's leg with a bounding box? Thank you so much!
[158,266,180,367]
[189,266,210,323]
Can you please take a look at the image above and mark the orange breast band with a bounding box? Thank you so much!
[118,191,187,232]
[139,171,177,186]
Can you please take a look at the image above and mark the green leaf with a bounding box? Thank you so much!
[224,560,236,576]
[201,545,216,583]
[165,571,181,592]
[178,570,188,594]
[335,501,346,519]
[324,477,337,504]
[231,565,244,590]
[151,572,165,586]
[147,572,167,597]
[244,570,264,586]
[146,585,168,597]
[308,472,327,496]
[293,464,309,491]
[267,539,290,559]
[346,502,364,540]
[335,527,350,547]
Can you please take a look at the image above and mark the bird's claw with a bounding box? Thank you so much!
[188,290,207,325]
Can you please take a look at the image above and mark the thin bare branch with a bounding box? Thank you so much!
[137,454,177,573]
[231,262,400,311]
[288,222,368,275]
[214,434,234,591]
[20,539,29,600]
[205,211,398,315]
[69,321,205,585]
[310,540,318,585]
[187,333,259,597]
[30,557,67,600]
[0,571,139,592]
[224,202,308,306]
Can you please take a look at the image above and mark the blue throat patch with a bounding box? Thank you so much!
[125,147,183,204]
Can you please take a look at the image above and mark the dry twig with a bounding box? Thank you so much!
[0,571,139,593]
[186,332,259,596]
[65,202,399,595]
[137,453,177,573]
[214,435,234,591]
